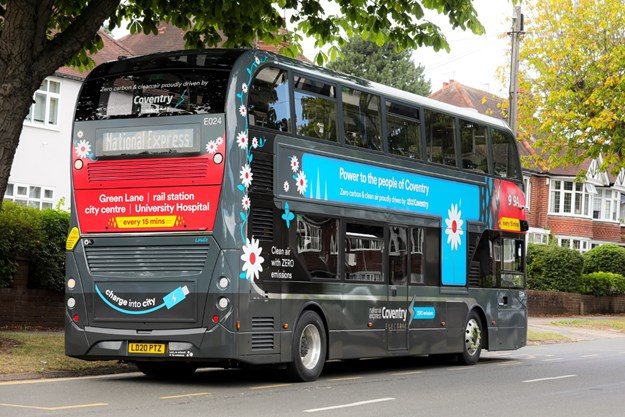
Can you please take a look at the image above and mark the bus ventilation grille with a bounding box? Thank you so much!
[250,156,273,192]
[84,245,209,273]
[87,158,209,183]
[468,261,480,287]
[251,317,275,351]
[251,207,274,241]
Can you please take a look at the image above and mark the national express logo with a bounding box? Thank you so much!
[368,296,436,327]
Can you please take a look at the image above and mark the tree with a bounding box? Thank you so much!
[0,0,484,208]
[517,0,625,176]
[327,37,432,96]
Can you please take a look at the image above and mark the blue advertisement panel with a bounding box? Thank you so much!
[282,152,483,286]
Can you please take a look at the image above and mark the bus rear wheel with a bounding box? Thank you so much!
[459,311,483,365]
[286,311,326,382]
[136,361,197,378]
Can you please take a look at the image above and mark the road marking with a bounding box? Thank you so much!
[497,361,522,366]
[392,370,423,376]
[250,384,291,390]
[581,354,600,358]
[0,372,140,386]
[304,398,395,413]
[160,392,209,399]
[327,376,362,382]
[0,402,108,411]
[523,375,577,383]
[542,358,563,362]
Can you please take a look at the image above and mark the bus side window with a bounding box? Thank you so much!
[389,226,408,285]
[460,120,489,174]
[410,226,440,286]
[345,223,384,282]
[248,66,291,132]
[491,129,521,179]
[425,110,457,167]
[341,87,382,151]
[293,75,338,142]
[387,101,421,159]
[296,215,339,279]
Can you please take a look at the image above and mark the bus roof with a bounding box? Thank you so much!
[84,48,511,132]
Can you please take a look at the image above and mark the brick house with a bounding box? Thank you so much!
[431,80,625,251]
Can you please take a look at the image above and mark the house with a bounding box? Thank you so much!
[430,79,625,251]
[4,32,133,210]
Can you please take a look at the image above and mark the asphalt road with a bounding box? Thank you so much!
[2,335,625,417]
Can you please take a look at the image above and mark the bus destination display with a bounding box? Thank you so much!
[95,125,200,157]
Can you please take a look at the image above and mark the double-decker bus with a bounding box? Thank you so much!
[65,49,527,382]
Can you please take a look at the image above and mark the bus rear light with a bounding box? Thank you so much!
[212,315,219,323]
[213,153,223,164]
[67,297,76,309]
[73,314,80,322]
[217,297,229,310]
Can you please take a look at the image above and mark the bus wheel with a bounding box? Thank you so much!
[286,311,326,382]
[459,311,483,365]
[136,361,197,378]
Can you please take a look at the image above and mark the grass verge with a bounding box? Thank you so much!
[527,329,572,344]
[550,318,625,332]
[0,331,132,376]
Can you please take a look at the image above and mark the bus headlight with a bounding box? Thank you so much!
[67,297,76,309]
[217,276,229,290]
[217,297,229,310]
[67,278,76,290]
[213,153,223,164]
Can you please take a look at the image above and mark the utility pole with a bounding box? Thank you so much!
[508,5,524,136]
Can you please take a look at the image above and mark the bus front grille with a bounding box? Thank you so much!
[85,245,209,273]
[87,158,209,183]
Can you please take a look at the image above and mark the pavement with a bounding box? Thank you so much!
[528,315,625,342]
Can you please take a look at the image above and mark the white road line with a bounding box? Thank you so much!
[542,358,563,362]
[523,375,577,383]
[581,354,600,358]
[304,398,395,413]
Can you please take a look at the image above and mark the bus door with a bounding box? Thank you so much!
[387,226,409,351]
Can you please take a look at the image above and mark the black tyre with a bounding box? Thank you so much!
[136,361,197,378]
[286,310,327,382]
[459,311,483,365]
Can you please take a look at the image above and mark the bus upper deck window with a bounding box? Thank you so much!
[387,101,421,160]
[492,129,521,179]
[425,110,457,167]
[294,75,338,142]
[460,120,489,174]
[341,87,382,151]
[248,67,291,132]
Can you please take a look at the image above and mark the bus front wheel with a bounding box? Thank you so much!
[286,310,326,382]
[459,311,483,365]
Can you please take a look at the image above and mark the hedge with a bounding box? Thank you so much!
[583,244,625,276]
[0,202,69,291]
[527,243,584,293]
[580,272,625,296]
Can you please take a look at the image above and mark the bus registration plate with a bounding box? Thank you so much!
[128,343,166,355]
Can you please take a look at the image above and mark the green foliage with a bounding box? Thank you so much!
[583,244,625,276]
[580,272,625,296]
[526,243,584,293]
[0,202,69,291]
[518,1,625,175]
[326,37,432,96]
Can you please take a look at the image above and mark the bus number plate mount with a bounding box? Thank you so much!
[128,342,166,355]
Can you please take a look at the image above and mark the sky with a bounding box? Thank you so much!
[412,0,517,97]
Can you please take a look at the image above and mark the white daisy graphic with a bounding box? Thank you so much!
[445,203,464,251]
[290,155,299,173]
[283,181,290,192]
[75,140,91,159]
[240,164,253,188]
[206,140,218,154]
[242,194,251,210]
[241,237,264,280]
[216,136,224,146]
[236,131,248,149]
[295,170,308,195]
[255,57,261,65]
[251,137,259,148]
[242,83,248,93]
[239,104,247,117]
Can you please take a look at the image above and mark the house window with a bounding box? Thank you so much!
[558,237,590,253]
[549,180,590,216]
[25,78,60,127]
[592,188,619,221]
[523,176,531,210]
[528,228,549,245]
[4,183,54,209]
